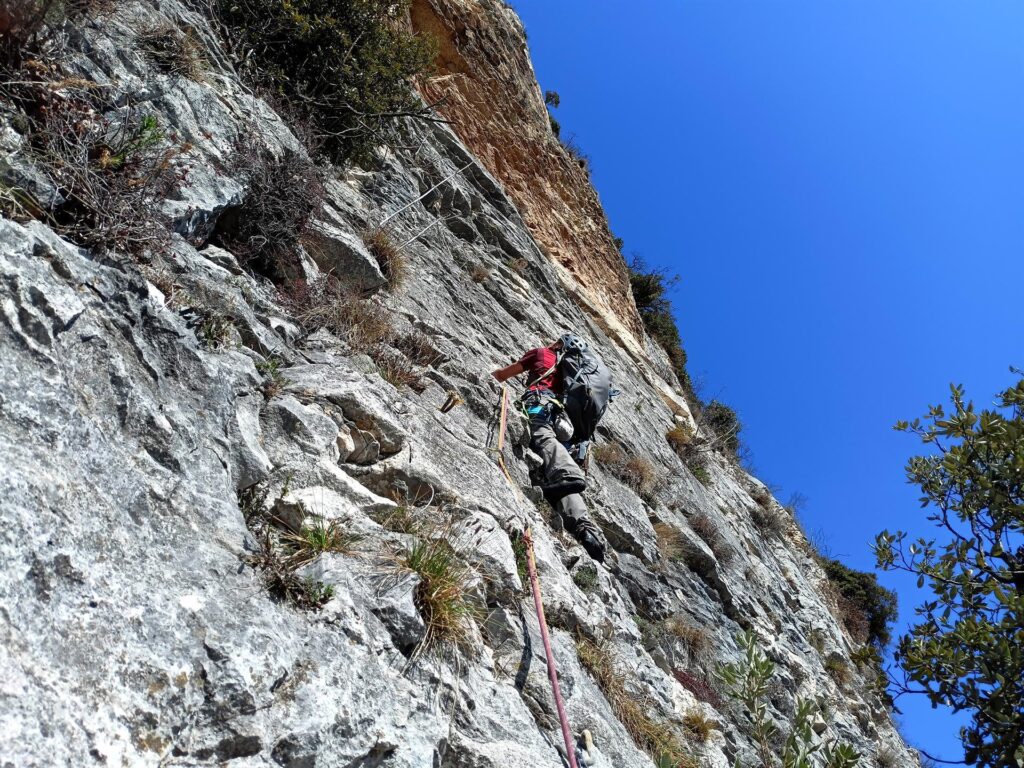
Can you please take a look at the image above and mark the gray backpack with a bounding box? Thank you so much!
[557,334,614,444]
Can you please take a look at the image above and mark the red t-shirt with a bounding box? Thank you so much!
[519,347,560,392]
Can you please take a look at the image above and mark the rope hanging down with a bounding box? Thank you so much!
[493,386,579,768]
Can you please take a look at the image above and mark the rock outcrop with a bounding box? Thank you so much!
[0,2,918,767]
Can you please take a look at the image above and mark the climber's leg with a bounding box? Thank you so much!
[550,492,605,563]
[529,419,586,501]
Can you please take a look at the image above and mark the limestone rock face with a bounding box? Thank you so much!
[0,2,919,767]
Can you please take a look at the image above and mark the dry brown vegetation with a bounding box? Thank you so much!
[469,263,490,283]
[363,227,406,289]
[689,513,734,566]
[137,22,206,79]
[666,424,692,454]
[398,512,480,656]
[654,521,685,563]
[216,134,324,281]
[681,711,717,743]
[593,441,663,502]
[576,637,697,768]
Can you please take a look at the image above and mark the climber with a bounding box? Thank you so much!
[492,337,607,563]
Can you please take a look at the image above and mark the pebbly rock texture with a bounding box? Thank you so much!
[0,2,919,767]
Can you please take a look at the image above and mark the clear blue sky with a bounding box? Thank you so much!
[511,0,1024,761]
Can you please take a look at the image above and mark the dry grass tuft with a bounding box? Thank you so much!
[576,638,697,768]
[374,348,423,391]
[666,424,693,455]
[689,513,734,565]
[681,711,718,743]
[280,278,395,350]
[655,521,685,563]
[665,617,712,661]
[138,22,206,79]
[363,227,406,289]
[825,654,853,688]
[672,667,723,709]
[593,441,663,502]
[399,515,479,655]
[394,330,441,368]
[468,263,490,283]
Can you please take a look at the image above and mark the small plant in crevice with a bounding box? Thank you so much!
[249,526,335,611]
[362,227,406,289]
[510,531,529,590]
[374,348,423,392]
[240,484,340,611]
[255,356,289,398]
[685,454,710,487]
[572,564,599,593]
[681,711,717,743]
[468,263,490,283]
[665,423,693,454]
[280,516,364,569]
[654,521,685,564]
[509,257,529,276]
[199,312,234,349]
[824,654,853,689]
[808,628,826,654]
[672,667,723,710]
[394,330,441,368]
[370,504,421,535]
[576,637,697,768]
[718,630,861,768]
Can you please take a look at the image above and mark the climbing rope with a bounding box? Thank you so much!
[524,526,580,768]
[493,385,579,768]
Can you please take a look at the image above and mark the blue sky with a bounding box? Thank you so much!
[511,0,1024,760]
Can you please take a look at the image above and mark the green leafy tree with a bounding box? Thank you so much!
[874,375,1024,768]
[718,631,861,768]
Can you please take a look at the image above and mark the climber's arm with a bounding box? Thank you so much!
[492,361,526,382]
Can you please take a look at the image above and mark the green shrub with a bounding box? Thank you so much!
[627,256,695,402]
[213,0,436,165]
[572,563,598,593]
[701,401,742,456]
[718,631,861,768]
[820,557,897,649]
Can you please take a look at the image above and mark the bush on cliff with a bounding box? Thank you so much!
[627,255,696,403]
[213,0,436,165]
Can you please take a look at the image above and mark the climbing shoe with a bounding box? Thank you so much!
[576,528,605,563]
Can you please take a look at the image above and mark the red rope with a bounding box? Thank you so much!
[524,527,579,768]
[494,387,578,766]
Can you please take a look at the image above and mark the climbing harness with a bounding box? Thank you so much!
[492,385,579,768]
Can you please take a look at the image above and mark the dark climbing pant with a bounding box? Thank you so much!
[527,399,598,537]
